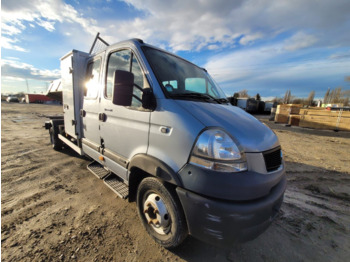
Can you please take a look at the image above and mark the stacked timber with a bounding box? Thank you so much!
[299,108,350,131]
[288,115,301,126]
[274,104,303,124]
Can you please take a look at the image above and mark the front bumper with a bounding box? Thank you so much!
[176,176,286,247]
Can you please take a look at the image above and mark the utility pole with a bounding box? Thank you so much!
[26,79,30,94]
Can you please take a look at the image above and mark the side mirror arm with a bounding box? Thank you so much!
[142,88,156,110]
[133,95,142,102]
[134,83,156,110]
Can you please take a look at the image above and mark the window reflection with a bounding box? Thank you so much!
[106,50,131,98]
[85,59,101,98]
[105,50,148,108]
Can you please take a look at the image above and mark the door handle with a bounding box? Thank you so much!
[99,113,107,122]
[104,108,113,112]
[80,109,86,117]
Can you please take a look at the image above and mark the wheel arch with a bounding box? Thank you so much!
[127,154,183,202]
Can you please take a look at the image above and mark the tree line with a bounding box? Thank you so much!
[232,87,349,107]
[280,87,349,106]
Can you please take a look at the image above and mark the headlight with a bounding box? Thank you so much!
[189,129,247,172]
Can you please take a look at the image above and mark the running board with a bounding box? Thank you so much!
[87,161,110,179]
[58,134,83,155]
[104,174,129,199]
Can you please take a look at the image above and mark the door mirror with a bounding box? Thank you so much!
[112,70,134,106]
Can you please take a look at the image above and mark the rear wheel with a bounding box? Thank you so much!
[49,126,63,151]
[136,177,188,249]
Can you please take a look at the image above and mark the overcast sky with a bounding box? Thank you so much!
[2,0,350,98]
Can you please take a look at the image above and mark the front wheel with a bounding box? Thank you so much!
[136,177,188,249]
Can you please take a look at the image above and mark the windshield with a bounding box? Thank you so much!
[142,47,227,101]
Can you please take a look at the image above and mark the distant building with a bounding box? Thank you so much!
[46,79,62,102]
[25,94,59,104]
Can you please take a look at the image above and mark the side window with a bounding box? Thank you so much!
[85,59,101,99]
[106,50,131,98]
[185,78,206,93]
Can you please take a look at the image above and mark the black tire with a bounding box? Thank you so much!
[49,126,63,151]
[136,177,188,249]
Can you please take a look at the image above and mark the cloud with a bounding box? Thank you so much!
[204,43,350,96]
[1,22,25,35]
[118,0,350,52]
[118,0,244,51]
[2,0,350,53]
[283,32,318,51]
[204,43,283,82]
[1,59,60,81]
[1,37,28,52]
[1,0,106,48]
[329,51,350,60]
[239,32,264,46]
[36,18,56,32]
[1,0,113,55]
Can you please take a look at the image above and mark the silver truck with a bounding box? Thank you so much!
[45,35,286,248]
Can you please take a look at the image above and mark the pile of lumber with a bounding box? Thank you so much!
[273,104,350,131]
[274,104,302,124]
[299,108,350,131]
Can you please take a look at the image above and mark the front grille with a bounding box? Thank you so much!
[263,147,282,172]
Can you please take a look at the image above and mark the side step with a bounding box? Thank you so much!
[87,161,129,199]
[104,174,129,199]
[87,161,110,179]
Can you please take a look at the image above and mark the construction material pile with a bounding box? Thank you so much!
[274,104,302,125]
[274,104,350,131]
[299,108,350,131]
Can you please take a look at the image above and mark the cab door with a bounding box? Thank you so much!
[82,56,103,151]
[99,49,151,180]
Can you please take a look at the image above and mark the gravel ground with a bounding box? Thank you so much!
[1,102,350,261]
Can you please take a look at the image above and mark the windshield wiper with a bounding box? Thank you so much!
[169,92,224,104]
[217,97,229,103]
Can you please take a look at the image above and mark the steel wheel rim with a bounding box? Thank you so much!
[143,193,171,235]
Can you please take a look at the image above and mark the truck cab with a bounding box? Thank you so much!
[45,37,286,248]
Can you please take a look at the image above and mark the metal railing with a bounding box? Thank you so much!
[89,32,109,55]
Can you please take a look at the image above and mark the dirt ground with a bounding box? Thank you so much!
[1,102,350,262]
